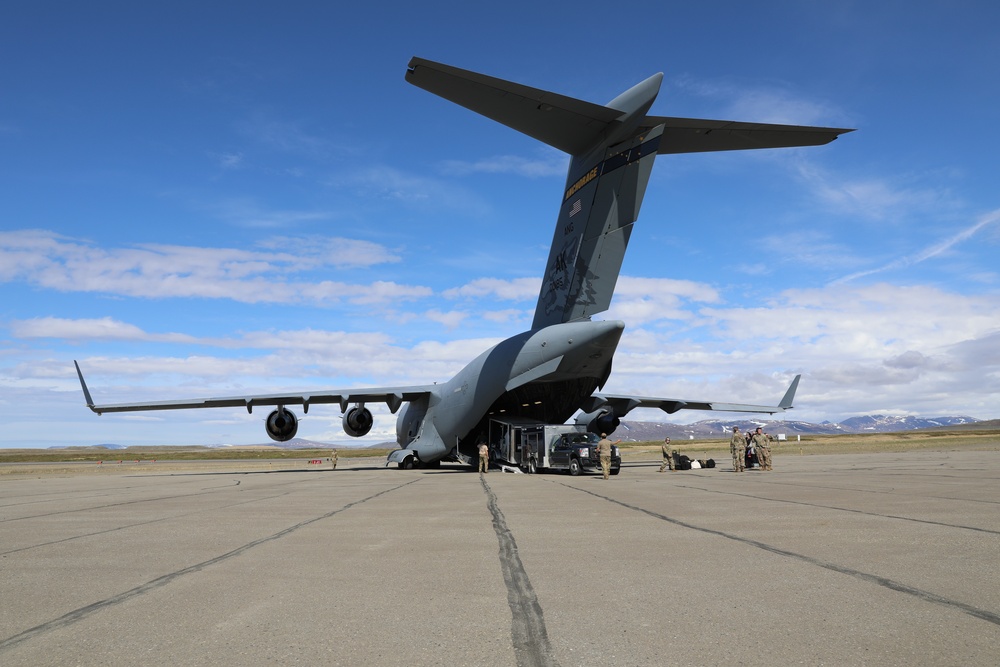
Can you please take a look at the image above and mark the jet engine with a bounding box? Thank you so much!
[577,409,620,436]
[265,407,298,442]
[342,405,373,437]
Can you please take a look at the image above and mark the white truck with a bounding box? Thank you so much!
[487,417,621,475]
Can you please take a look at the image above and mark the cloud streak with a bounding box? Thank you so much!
[831,208,1000,284]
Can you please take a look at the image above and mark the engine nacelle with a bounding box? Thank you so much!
[265,407,298,442]
[576,409,620,436]
[342,406,373,437]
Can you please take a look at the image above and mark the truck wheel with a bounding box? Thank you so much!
[528,459,537,474]
[568,458,582,476]
[610,467,621,475]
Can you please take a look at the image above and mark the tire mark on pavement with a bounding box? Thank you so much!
[559,481,1000,628]
[0,479,418,654]
[480,475,561,667]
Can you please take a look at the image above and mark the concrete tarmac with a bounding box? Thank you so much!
[2,450,998,666]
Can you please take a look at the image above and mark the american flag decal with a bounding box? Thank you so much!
[569,199,582,217]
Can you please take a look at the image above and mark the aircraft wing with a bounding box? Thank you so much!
[644,117,852,154]
[74,361,434,415]
[590,375,800,417]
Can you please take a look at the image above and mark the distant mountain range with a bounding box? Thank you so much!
[614,414,983,442]
[51,415,988,450]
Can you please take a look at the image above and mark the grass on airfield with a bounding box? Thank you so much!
[0,446,394,464]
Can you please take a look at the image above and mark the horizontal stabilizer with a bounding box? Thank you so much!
[407,58,852,158]
[406,57,622,156]
[645,117,852,154]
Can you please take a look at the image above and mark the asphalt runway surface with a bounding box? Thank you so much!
[2,450,998,666]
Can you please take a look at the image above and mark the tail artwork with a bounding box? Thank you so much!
[404,57,850,329]
[75,58,849,469]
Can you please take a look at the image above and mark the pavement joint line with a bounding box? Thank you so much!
[0,479,418,654]
[554,480,1000,628]
[0,491,295,557]
[672,482,1000,536]
[480,474,561,667]
[0,482,252,525]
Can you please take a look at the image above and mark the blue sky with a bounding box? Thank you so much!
[2,1,998,448]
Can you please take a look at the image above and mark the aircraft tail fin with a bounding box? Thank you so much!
[405,58,852,329]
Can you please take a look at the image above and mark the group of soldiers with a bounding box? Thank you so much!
[658,426,775,473]
[729,426,773,472]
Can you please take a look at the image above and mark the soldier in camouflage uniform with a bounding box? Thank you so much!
[658,436,676,472]
[330,448,338,470]
[598,434,618,480]
[752,427,772,471]
[478,439,489,473]
[729,427,745,472]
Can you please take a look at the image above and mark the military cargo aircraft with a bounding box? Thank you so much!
[75,57,849,469]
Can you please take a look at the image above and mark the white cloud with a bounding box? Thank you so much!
[237,115,337,158]
[443,277,540,301]
[0,230,425,306]
[211,151,244,169]
[605,277,720,325]
[205,198,335,229]
[10,317,196,343]
[331,166,491,217]
[794,160,957,223]
[423,309,468,329]
[673,75,849,127]
[440,150,567,178]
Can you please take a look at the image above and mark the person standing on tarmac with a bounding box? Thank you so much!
[478,439,489,473]
[330,448,338,470]
[752,427,772,471]
[597,433,619,479]
[659,436,676,472]
[730,427,745,472]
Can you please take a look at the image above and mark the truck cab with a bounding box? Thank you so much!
[548,431,621,476]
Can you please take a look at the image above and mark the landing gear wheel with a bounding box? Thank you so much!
[610,467,621,475]
[528,459,537,474]
[399,455,415,470]
[568,458,582,476]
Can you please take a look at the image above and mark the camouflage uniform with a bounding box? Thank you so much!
[752,429,771,471]
[658,438,676,472]
[729,428,745,472]
[478,442,489,473]
[598,436,613,479]
[331,449,338,470]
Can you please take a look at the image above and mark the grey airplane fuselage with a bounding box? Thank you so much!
[395,319,624,463]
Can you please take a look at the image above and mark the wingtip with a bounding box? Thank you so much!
[74,360,97,410]
[779,374,801,410]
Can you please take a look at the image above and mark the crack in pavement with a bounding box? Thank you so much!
[558,480,1000,628]
[0,479,418,654]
